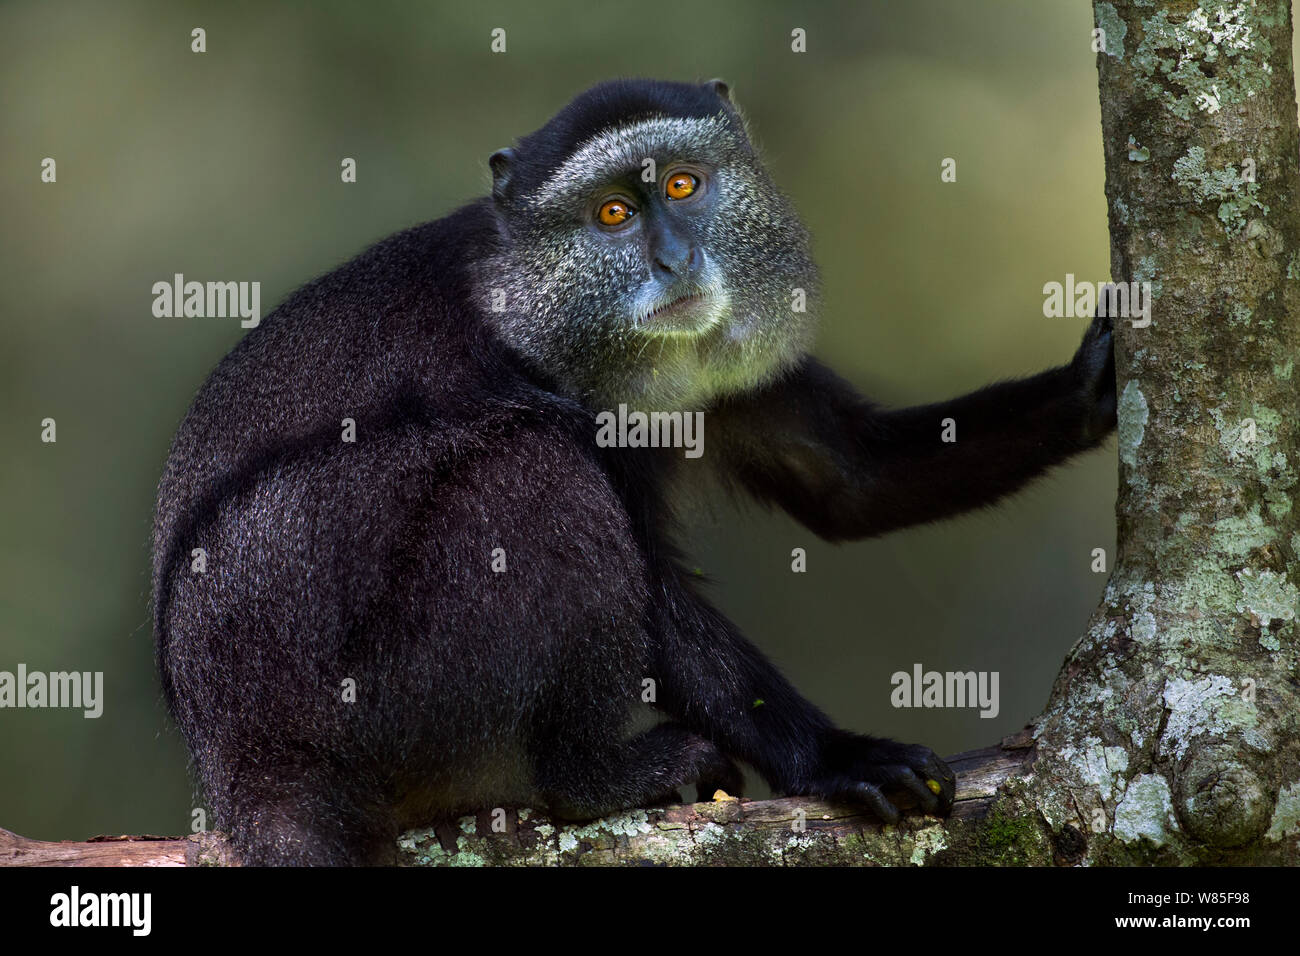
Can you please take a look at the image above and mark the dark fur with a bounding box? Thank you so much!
[152,79,1115,865]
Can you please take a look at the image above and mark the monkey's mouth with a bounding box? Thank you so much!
[637,290,721,336]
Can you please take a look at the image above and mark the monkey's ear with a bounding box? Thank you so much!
[489,147,517,201]
[705,78,733,104]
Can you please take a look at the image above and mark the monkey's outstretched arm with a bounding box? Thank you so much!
[711,314,1116,540]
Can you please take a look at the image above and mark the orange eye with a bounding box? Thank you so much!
[598,199,635,226]
[665,172,698,200]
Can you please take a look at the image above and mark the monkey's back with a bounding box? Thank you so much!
[151,202,653,826]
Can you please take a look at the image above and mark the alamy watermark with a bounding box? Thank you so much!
[152,273,261,328]
[891,663,999,719]
[50,886,150,936]
[1042,274,1152,328]
[0,664,103,718]
[595,404,704,459]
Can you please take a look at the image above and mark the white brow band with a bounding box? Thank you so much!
[531,115,734,205]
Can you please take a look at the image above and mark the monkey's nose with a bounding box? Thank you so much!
[654,244,704,278]
[686,245,704,275]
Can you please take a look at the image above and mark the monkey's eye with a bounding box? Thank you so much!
[597,198,636,227]
[665,172,698,200]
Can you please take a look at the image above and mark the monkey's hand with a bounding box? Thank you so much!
[803,730,956,823]
[1070,310,1118,444]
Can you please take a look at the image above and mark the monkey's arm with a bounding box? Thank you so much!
[652,579,955,820]
[711,314,1116,540]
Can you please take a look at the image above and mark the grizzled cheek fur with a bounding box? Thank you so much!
[697,164,819,346]
[514,211,649,345]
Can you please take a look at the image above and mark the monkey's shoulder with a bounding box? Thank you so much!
[249,199,499,355]
[156,199,601,524]
[177,201,525,436]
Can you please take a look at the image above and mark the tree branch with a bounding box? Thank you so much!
[3,740,1034,866]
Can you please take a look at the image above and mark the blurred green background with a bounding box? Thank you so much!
[0,0,1146,839]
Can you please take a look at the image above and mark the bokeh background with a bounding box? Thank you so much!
[1,0,1147,839]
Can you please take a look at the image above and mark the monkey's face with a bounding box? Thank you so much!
[483,110,819,411]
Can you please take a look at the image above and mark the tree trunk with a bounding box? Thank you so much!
[1025,0,1300,863]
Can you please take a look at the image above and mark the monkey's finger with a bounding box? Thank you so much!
[877,765,942,815]
[836,781,901,825]
[900,748,957,812]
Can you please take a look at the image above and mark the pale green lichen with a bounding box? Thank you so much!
[1062,736,1131,800]
[1134,256,1163,299]
[1243,726,1274,752]
[1161,675,1257,760]
[1133,2,1273,121]
[1235,567,1298,631]
[908,824,948,865]
[1095,2,1126,59]
[1126,581,1159,628]
[1246,408,1294,494]
[1227,302,1253,326]
[398,826,490,867]
[1126,575,1246,653]
[1157,556,1254,646]
[1114,774,1177,845]
[692,821,727,847]
[1265,478,1292,520]
[1265,781,1300,840]
[1275,357,1294,379]
[396,828,429,853]
[559,810,654,853]
[1211,404,1281,471]
[1212,506,1280,560]
[1118,381,1149,469]
[783,829,826,864]
[445,846,488,866]
[1288,251,1300,279]
[1171,146,1269,235]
